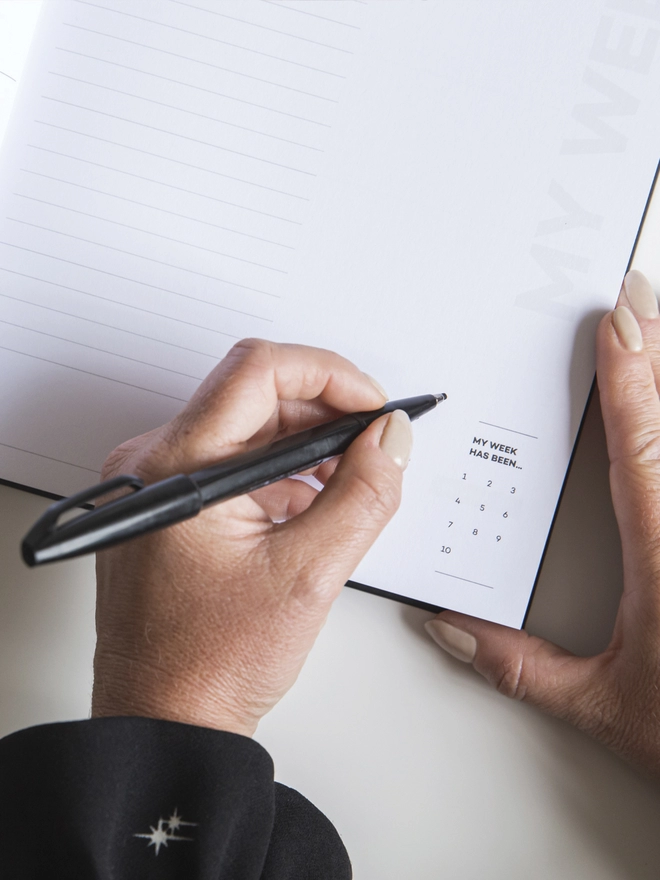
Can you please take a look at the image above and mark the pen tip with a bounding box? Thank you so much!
[435,393,447,402]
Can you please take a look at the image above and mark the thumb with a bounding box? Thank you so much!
[425,611,608,728]
[275,410,412,595]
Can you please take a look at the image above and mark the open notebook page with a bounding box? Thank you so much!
[1,0,660,627]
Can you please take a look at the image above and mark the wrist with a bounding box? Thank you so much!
[91,650,258,737]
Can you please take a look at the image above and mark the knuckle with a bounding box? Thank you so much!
[226,338,273,370]
[495,654,528,700]
[623,429,660,464]
[100,428,175,484]
[100,437,145,481]
[291,563,334,607]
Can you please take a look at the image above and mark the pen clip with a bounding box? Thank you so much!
[22,474,144,558]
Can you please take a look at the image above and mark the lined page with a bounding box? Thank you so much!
[0,0,362,486]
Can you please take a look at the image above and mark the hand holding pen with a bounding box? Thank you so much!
[84,339,435,736]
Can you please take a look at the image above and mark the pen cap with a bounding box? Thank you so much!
[23,474,202,565]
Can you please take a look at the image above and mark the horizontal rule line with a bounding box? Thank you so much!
[0,266,243,341]
[25,147,304,221]
[32,124,310,203]
[56,40,339,102]
[67,6,346,78]
[262,1,360,30]
[42,97,318,176]
[434,571,494,590]
[0,319,205,382]
[478,421,538,440]
[0,344,188,403]
[0,441,100,474]
[49,72,325,151]
[0,289,223,359]
[169,1,353,53]
[8,218,288,278]
[16,188,293,249]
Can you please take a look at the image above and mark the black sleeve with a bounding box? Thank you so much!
[0,717,351,879]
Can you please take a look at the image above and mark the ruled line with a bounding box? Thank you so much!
[14,195,293,261]
[55,40,338,103]
[42,97,318,176]
[0,441,101,474]
[262,1,360,29]
[62,34,333,126]
[0,320,205,381]
[0,345,188,403]
[0,290,222,359]
[21,163,301,239]
[26,149,304,223]
[434,571,494,590]
[0,244,276,311]
[49,72,324,151]
[0,267,243,340]
[32,126,310,205]
[70,2,347,77]
[478,421,538,440]
[168,1,353,53]
[16,188,294,249]
[9,218,288,276]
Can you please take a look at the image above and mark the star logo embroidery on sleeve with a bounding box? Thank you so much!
[134,808,198,856]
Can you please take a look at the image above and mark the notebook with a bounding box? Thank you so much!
[1,0,659,627]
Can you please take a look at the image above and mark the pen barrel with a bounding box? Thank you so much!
[193,416,362,505]
[193,396,441,506]
[23,474,202,565]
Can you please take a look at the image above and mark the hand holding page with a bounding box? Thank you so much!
[1,1,660,627]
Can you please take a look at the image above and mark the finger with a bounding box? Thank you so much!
[249,479,318,521]
[598,273,660,464]
[271,411,411,602]
[596,282,660,601]
[424,612,611,733]
[247,399,351,451]
[618,270,660,392]
[167,339,387,465]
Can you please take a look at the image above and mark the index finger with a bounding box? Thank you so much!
[596,274,660,613]
[597,284,660,465]
[166,338,387,465]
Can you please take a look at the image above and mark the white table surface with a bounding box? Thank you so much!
[2,3,660,877]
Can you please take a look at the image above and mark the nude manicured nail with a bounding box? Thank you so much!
[424,619,477,663]
[379,409,412,469]
[612,306,643,352]
[624,270,659,319]
[364,372,388,398]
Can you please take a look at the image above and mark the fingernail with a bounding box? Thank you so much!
[623,270,659,319]
[379,409,412,469]
[612,306,643,352]
[364,372,388,399]
[424,619,477,663]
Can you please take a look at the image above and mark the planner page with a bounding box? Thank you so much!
[1,1,659,627]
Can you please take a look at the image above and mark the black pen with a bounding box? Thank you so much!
[22,393,446,566]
